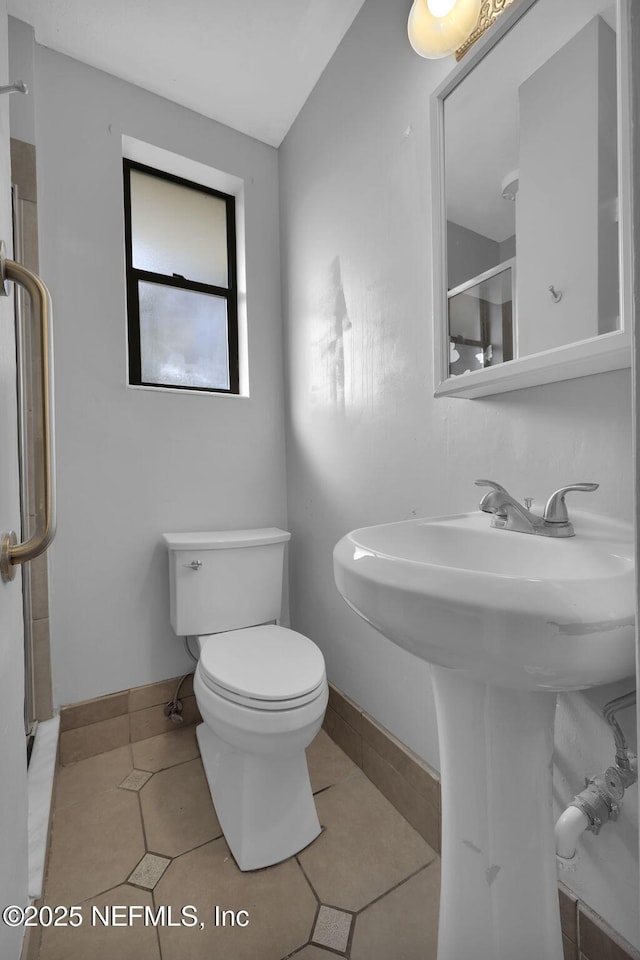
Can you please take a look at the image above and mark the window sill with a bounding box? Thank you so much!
[126,383,249,399]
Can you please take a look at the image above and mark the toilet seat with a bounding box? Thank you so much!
[197,624,327,711]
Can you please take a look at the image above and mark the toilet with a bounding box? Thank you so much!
[162,527,328,871]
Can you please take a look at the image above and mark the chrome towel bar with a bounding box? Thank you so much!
[0,241,56,582]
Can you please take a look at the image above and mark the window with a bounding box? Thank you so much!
[123,159,239,394]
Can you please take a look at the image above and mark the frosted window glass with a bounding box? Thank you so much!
[138,282,230,390]
[130,171,229,287]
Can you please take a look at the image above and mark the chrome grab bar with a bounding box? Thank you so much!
[0,240,56,582]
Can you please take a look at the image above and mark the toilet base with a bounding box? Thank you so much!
[196,722,322,871]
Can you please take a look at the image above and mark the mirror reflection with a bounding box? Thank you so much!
[444,0,618,378]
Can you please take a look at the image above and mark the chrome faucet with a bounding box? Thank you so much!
[475,479,599,538]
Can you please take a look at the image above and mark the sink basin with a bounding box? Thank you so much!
[333,510,635,691]
[334,509,637,960]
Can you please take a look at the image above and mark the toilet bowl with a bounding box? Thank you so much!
[193,625,328,870]
[163,528,328,871]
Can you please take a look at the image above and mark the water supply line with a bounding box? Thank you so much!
[164,672,189,724]
[604,690,636,770]
[164,638,199,723]
[555,690,637,861]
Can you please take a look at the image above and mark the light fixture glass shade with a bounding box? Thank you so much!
[407,0,482,59]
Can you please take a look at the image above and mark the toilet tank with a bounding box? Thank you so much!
[163,528,291,637]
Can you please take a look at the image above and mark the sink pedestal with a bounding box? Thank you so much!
[431,667,563,960]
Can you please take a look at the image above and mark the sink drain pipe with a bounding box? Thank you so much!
[555,690,637,861]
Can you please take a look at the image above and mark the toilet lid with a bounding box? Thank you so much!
[198,624,326,707]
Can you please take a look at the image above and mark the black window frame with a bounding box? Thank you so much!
[122,158,239,395]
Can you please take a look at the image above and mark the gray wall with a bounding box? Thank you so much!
[279,0,637,945]
[32,43,288,707]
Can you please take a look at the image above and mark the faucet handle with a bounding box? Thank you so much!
[474,479,510,515]
[474,479,509,493]
[543,483,599,523]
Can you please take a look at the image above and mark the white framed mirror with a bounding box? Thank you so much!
[431,0,633,399]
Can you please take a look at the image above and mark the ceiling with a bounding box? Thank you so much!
[7,0,367,146]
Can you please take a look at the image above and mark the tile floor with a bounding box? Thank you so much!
[33,725,440,959]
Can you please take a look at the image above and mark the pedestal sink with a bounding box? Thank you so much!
[333,511,635,960]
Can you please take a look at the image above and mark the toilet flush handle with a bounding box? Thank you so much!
[186,560,203,570]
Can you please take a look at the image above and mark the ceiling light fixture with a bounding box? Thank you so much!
[408,0,519,61]
[407,0,482,59]
[501,170,520,201]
